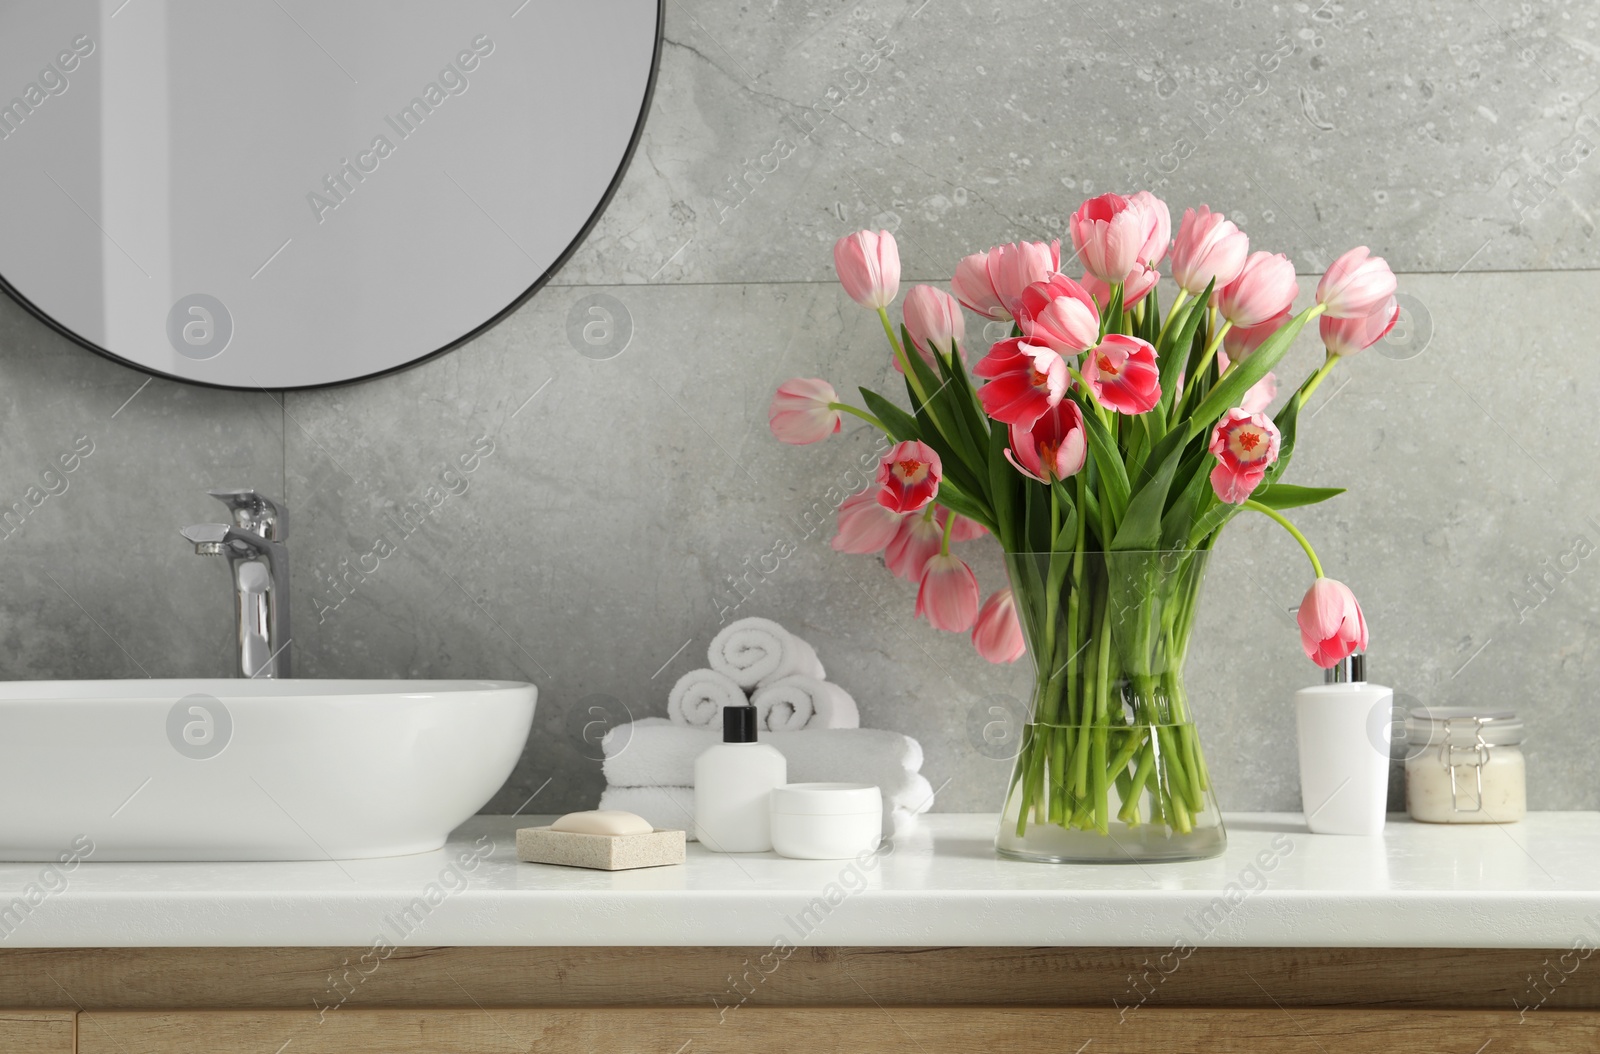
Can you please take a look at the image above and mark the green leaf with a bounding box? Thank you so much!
[1248,483,1346,510]
[1112,434,1186,552]
[908,399,987,503]
[1157,281,1213,412]
[1159,450,1213,550]
[933,488,995,533]
[900,325,944,411]
[929,344,990,479]
[1187,499,1237,549]
[1182,309,1214,406]
[1185,308,1314,442]
[859,387,920,442]
[1138,284,1161,345]
[1263,384,1303,487]
[935,342,990,435]
[987,416,1017,550]
[1079,406,1130,528]
[1080,486,1104,548]
[1101,282,1125,339]
[868,357,985,502]
[1052,490,1080,552]
[905,325,996,495]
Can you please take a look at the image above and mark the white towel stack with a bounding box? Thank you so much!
[601,618,932,841]
[598,720,934,840]
[668,618,859,732]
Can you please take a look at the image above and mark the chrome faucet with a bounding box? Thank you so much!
[180,489,292,678]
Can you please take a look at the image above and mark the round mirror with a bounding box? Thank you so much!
[0,1,660,389]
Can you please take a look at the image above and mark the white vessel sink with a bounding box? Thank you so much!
[0,679,535,861]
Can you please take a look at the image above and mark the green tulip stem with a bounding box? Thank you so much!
[1297,351,1341,408]
[828,403,888,432]
[1160,289,1191,344]
[1066,365,1114,432]
[1242,499,1324,578]
[877,304,905,356]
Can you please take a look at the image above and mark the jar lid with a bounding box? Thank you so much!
[1405,706,1524,747]
[770,782,883,816]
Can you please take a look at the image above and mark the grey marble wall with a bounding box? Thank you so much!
[1,0,1596,817]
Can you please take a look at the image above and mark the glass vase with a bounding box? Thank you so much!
[994,549,1227,863]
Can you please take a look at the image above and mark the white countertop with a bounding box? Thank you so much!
[2,813,1597,948]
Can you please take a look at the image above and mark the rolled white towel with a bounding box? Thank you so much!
[750,675,860,732]
[898,772,937,815]
[708,617,825,690]
[602,719,926,809]
[600,785,921,842]
[667,668,747,728]
[597,786,696,834]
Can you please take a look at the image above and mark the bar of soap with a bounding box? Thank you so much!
[550,810,653,836]
[516,817,685,871]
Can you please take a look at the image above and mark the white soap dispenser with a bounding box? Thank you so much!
[1295,653,1393,835]
[694,704,786,852]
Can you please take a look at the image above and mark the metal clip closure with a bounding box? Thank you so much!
[1437,715,1492,814]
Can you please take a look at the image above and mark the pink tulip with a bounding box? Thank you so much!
[1316,246,1397,319]
[1217,251,1298,328]
[972,588,1027,664]
[973,338,1069,427]
[1170,206,1249,296]
[1319,296,1400,356]
[1070,193,1148,286]
[833,230,900,310]
[937,506,988,542]
[885,512,943,580]
[1129,191,1173,268]
[1222,309,1290,363]
[1005,399,1087,483]
[951,251,1008,321]
[986,240,1062,318]
[916,551,980,632]
[1080,265,1159,311]
[1082,334,1161,415]
[1207,407,1281,504]
[900,285,967,368]
[768,378,842,445]
[1017,274,1100,355]
[876,440,942,513]
[1298,577,1369,668]
[831,489,904,554]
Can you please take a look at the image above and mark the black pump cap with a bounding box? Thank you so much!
[723,704,758,743]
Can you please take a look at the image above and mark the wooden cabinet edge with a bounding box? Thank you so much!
[0,1009,75,1054]
[73,1007,1600,1054]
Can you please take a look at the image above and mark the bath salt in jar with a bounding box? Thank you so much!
[1404,707,1526,824]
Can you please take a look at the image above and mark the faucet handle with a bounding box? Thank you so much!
[208,489,288,541]
[180,523,229,555]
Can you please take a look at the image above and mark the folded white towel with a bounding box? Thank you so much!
[598,785,922,842]
[708,617,825,690]
[749,675,860,732]
[601,718,926,808]
[598,785,696,833]
[667,668,747,728]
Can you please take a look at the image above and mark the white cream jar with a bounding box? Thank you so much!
[769,782,883,859]
[1404,708,1525,824]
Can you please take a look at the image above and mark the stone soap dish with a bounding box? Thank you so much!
[516,810,685,871]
